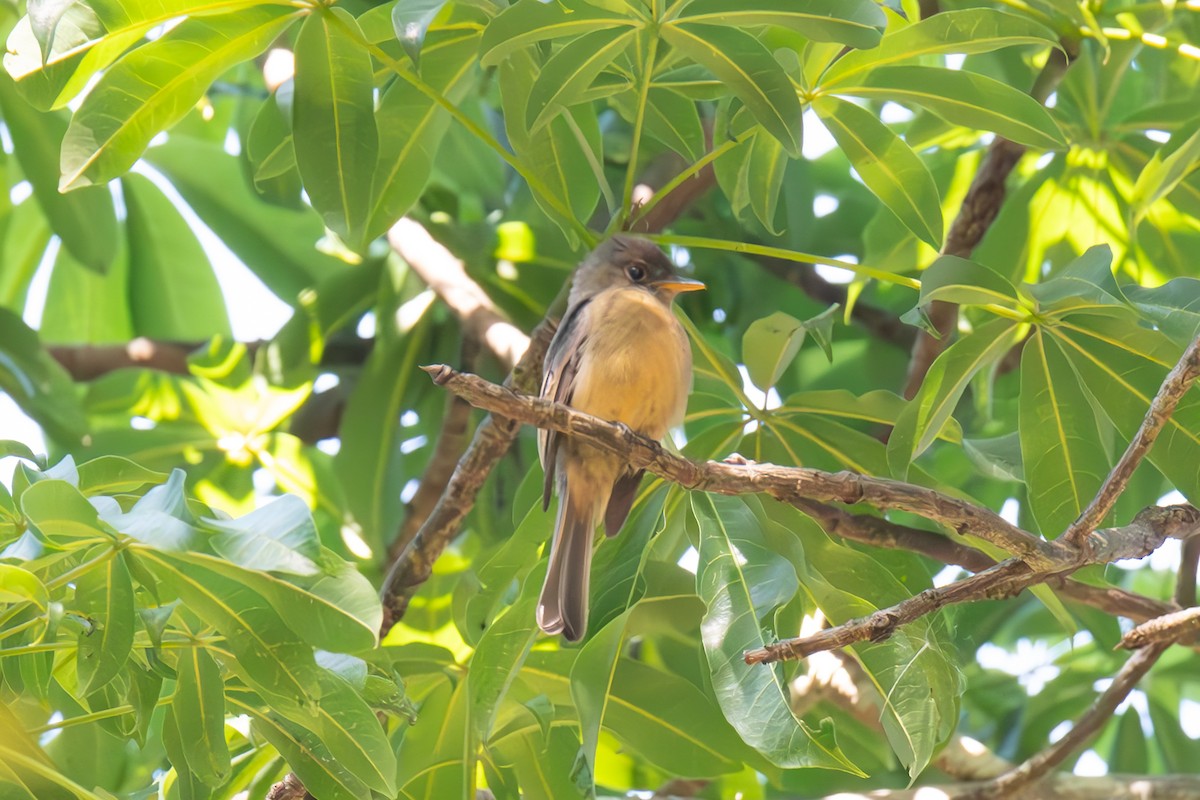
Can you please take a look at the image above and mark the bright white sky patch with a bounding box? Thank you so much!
[802,109,837,160]
[1074,749,1108,777]
[816,254,857,285]
[813,194,839,218]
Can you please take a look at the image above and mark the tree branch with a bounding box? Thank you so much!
[421,365,1063,568]
[1119,607,1200,650]
[1063,334,1200,546]
[388,218,530,370]
[960,642,1169,800]
[822,774,1200,799]
[902,45,1077,400]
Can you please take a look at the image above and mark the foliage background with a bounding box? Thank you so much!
[0,0,1199,798]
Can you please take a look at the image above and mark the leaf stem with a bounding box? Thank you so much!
[646,234,922,290]
[45,545,119,592]
[619,29,661,229]
[628,135,744,228]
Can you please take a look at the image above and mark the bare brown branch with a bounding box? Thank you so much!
[422,365,1062,568]
[824,774,1200,799]
[1177,535,1200,608]
[388,218,530,370]
[1064,334,1200,546]
[1119,607,1200,650]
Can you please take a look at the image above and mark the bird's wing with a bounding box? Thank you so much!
[539,298,591,510]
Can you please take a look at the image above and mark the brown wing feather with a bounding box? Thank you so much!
[539,299,591,510]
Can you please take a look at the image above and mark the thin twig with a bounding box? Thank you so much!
[961,642,1169,799]
[1063,335,1200,546]
[422,366,1062,568]
[748,505,1200,664]
[1176,536,1200,608]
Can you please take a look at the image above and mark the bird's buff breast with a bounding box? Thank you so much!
[571,288,692,440]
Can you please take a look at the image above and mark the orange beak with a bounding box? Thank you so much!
[653,276,705,293]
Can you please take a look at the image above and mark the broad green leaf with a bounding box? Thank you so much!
[122,174,231,340]
[676,0,885,49]
[393,0,449,65]
[39,238,133,344]
[526,26,635,132]
[293,8,379,248]
[146,139,347,303]
[334,307,429,553]
[200,495,320,577]
[1019,331,1109,537]
[1125,278,1200,344]
[661,23,802,156]
[76,456,166,496]
[1026,245,1126,317]
[780,389,962,442]
[173,647,231,786]
[366,29,481,241]
[822,9,1058,87]
[21,479,112,541]
[491,725,581,800]
[570,609,631,791]
[479,0,634,67]
[397,678,471,800]
[0,308,88,445]
[132,547,323,718]
[767,501,959,777]
[0,76,117,272]
[914,255,1021,308]
[689,493,861,772]
[814,95,943,249]
[467,571,539,745]
[75,552,135,694]
[1130,121,1200,215]
[59,7,298,189]
[641,88,704,161]
[0,202,52,312]
[888,319,1023,476]
[747,128,788,233]
[742,308,835,393]
[498,47,602,238]
[464,503,551,637]
[837,66,1067,150]
[246,83,297,185]
[161,706,212,800]
[1051,315,1200,502]
[0,564,47,608]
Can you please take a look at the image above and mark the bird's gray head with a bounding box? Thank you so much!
[569,236,704,306]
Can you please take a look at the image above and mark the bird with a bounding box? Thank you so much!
[536,235,704,641]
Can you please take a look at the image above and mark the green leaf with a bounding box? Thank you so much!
[747,128,788,233]
[822,9,1058,87]
[0,308,88,445]
[479,0,634,67]
[1019,331,1109,537]
[59,7,298,189]
[293,8,379,248]
[661,23,803,156]
[397,679,471,800]
[915,255,1021,308]
[837,66,1067,150]
[780,389,962,442]
[676,0,886,49]
[769,501,959,777]
[570,609,631,791]
[689,493,862,773]
[1051,315,1200,502]
[526,26,635,132]
[132,547,323,718]
[39,238,133,344]
[814,95,943,249]
[0,564,48,608]
[393,0,449,65]
[76,456,167,496]
[161,706,212,800]
[1026,245,1126,317]
[122,174,230,340]
[467,572,540,744]
[888,318,1022,476]
[366,29,481,241]
[0,76,117,272]
[146,139,347,303]
[21,479,112,542]
[75,552,135,695]
[1130,121,1200,215]
[641,88,704,161]
[173,647,231,786]
[1125,278,1200,344]
[200,495,321,577]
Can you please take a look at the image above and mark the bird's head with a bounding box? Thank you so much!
[570,235,705,306]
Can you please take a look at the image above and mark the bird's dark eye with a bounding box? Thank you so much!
[627,264,646,282]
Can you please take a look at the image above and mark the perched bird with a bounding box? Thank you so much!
[537,236,703,641]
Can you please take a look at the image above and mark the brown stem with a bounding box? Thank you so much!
[1177,536,1200,608]
[1119,607,1200,650]
[1064,335,1200,546]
